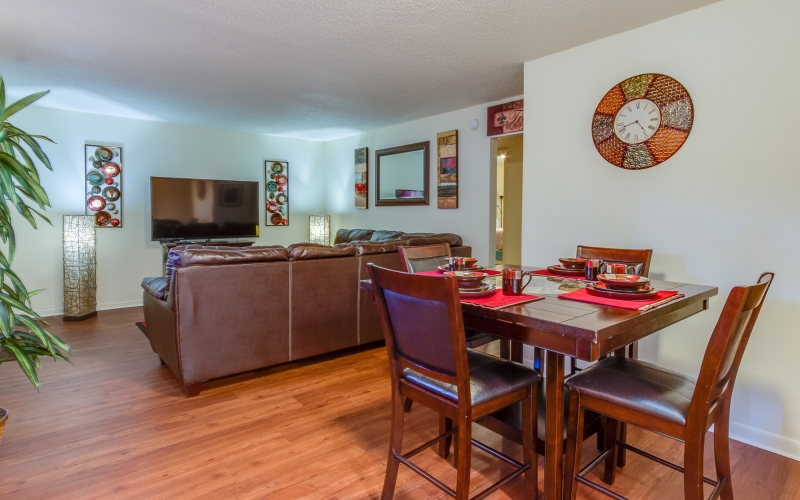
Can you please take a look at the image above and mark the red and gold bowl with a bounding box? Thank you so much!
[558,258,586,270]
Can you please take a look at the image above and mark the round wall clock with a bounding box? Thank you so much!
[592,74,693,170]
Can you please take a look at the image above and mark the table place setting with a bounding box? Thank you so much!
[419,257,543,309]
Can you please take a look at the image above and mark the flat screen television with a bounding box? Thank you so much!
[150,176,259,241]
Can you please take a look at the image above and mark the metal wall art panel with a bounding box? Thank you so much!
[85,145,122,227]
[265,160,289,225]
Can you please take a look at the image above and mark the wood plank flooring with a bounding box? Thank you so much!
[0,307,797,499]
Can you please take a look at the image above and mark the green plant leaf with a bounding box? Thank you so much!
[0,291,40,318]
[0,304,12,337]
[0,76,5,117]
[16,133,53,171]
[15,315,54,354]
[1,343,39,390]
[28,206,51,226]
[8,140,40,183]
[0,90,49,122]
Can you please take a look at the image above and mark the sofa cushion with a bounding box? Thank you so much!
[287,243,357,260]
[172,245,289,267]
[141,277,168,301]
[165,244,203,292]
[370,230,405,242]
[333,229,374,245]
[402,233,463,247]
[353,240,404,255]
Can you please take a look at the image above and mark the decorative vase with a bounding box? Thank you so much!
[0,407,7,444]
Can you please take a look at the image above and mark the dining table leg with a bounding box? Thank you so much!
[545,350,565,500]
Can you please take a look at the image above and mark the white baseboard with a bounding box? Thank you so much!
[37,298,143,318]
[730,420,800,462]
[97,298,143,311]
[36,305,66,318]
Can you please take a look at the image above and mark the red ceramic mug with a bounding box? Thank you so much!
[502,268,532,295]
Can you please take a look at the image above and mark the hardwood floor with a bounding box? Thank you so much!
[0,307,797,499]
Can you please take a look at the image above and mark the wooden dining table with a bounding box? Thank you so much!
[361,266,718,500]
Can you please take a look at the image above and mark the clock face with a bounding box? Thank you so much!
[592,74,693,170]
[614,99,661,144]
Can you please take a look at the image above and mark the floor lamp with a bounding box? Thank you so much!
[63,215,97,321]
[309,215,331,246]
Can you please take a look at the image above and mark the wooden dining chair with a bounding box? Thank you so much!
[398,244,505,415]
[398,244,501,350]
[529,246,654,457]
[563,272,774,500]
[368,264,540,500]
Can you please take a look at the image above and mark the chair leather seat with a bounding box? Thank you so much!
[565,357,697,426]
[404,349,541,406]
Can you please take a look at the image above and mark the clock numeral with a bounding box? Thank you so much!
[648,125,656,130]
[634,134,639,141]
[650,117,658,121]
[619,114,627,118]
[627,106,632,112]
[636,102,640,109]
[625,133,631,141]
[617,122,626,127]
[649,109,657,114]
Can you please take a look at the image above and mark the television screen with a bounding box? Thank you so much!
[150,176,259,241]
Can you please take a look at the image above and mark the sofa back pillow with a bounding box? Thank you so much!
[402,233,463,248]
[333,229,374,245]
[370,230,405,242]
[353,240,404,255]
[287,243,358,260]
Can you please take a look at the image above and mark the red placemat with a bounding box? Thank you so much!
[531,269,589,280]
[558,288,680,310]
[461,291,543,309]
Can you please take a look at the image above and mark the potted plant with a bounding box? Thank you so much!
[0,75,71,443]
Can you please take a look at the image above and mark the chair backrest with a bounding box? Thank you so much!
[576,245,653,277]
[368,263,469,392]
[398,243,452,273]
[692,272,774,413]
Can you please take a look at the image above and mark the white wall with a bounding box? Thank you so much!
[324,97,522,265]
[12,106,325,316]
[523,0,800,458]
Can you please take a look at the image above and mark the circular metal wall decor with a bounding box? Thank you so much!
[592,74,693,170]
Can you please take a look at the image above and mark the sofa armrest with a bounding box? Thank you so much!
[141,277,168,301]
[143,291,181,382]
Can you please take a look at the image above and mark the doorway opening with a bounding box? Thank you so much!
[493,134,523,266]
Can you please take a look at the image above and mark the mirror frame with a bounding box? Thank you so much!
[375,141,430,207]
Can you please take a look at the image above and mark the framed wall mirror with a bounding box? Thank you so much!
[375,141,430,206]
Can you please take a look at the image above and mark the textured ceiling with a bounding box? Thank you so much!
[0,0,717,141]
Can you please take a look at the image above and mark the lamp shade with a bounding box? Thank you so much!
[308,215,331,246]
[63,215,97,320]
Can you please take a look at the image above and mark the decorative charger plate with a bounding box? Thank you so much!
[547,265,585,277]
[438,265,485,273]
[597,273,650,289]
[592,74,693,170]
[459,284,496,298]
[586,282,658,300]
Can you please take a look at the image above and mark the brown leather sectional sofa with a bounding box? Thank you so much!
[141,229,471,396]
